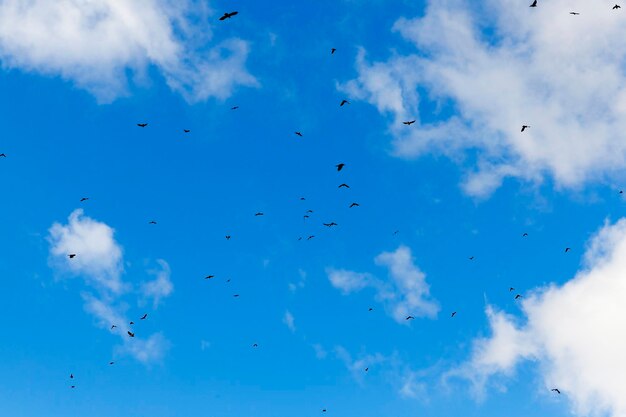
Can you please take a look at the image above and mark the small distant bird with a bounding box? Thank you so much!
[323,222,338,227]
[233,294,240,298]
[80,197,89,202]
[521,125,530,132]
[613,4,621,9]
[129,321,134,325]
[140,314,147,320]
[620,190,623,194]
[226,278,231,283]
[225,235,231,240]
[365,367,369,372]
[68,254,76,259]
[183,129,190,133]
[509,287,515,292]
[231,106,239,110]
[307,235,315,240]
[468,256,475,260]
[219,11,238,20]
[322,409,327,413]
[255,212,264,216]
[530,0,537,7]
[109,362,115,365]
[70,385,76,389]
[295,131,303,137]
[306,210,314,213]
[368,307,373,311]
[336,163,345,171]
[565,247,571,253]
[110,325,117,329]
[515,294,523,300]
[451,312,457,318]
[70,374,74,379]
[0,153,6,157]
[406,315,415,320]
[300,197,306,200]
[252,343,258,347]
[148,221,157,225]
[127,331,135,337]
[338,183,350,189]
[522,233,528,237]
[137,123,148,128]
[304,215,310,220]
[340,100,350,106]
[552,388,561,394]
[393,230,399,235]
[331,48,337,54]
[205,275,215,280]
[570,11,580,15]
[403,120,416,125]
[349,203,360,208]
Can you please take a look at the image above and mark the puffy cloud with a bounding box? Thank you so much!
[457,218,626,416]
[341,0,626,196]
[283,310,296,333]
[0,0,257,102]
[327,245,439,323]
[49,209,172,363]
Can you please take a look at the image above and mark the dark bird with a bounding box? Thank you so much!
[219,11,238,20]
[127,331,135,337]
[365,367,369,372]
[205,275,215,280]
[620,190,623,194]
[109,361,115,365]
[129,321,134,325]
[140,314,147,320]
[451,312,457,318]
[70,374,74,379]
[552,388,561,394]
[406,315,415,320]
[137,123,148,128]
[255,212,264,216]
[521,125,530,132]
[306,210,314,213]
[509,287,515,292]
[565,247,571,253]
[225,235,231,240]
[231,106,239,110]
[322,410,327,413]
[303,215,310,220]
[80,197,89,202]
[0,153,6,157]
[349,203,360,208]
[295,131,303,137]
[368,307,373,311]
[613,4,621,9]
[515,294,523,300]
[403,120,416,125]
[522,233,528,237]
[70,385,76,389]
[68,254,76,259]
[340,99,350,106]
[148,221,157,225]
[307,235,315,240]
[110,325,117,329]
[323,222,338,227]
[570,11,580,15]
[300,197,306,200]
[338,183,350,189]
[530,0,537,7]
[336,163,345,171]
[393,230,399,235]
[252,343,258,347]
[183,129,191,133]
[331,48,336,54]
[233,294,240,298]
[469,256,475,260]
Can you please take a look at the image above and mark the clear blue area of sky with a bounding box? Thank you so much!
[0,1,620,416]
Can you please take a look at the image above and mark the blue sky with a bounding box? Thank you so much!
[2,1,626,416]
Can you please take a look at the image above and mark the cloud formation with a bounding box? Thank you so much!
[0,0,257,102]
[328,245,439,322]
[457,218,626,417]
[48,209,172,364]
[341,0,626,196]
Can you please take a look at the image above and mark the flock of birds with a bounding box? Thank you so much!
[3,3,621,410]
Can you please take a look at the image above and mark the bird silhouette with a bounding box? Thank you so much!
[349,203,360,208]
[109,361,115,365]
[403,120,416,125]
[127,331,135,337]
[521,125,530,132]
[451,312,457,318]
[148,221,157,225]
[252,343,258,347]
[515,294,523,300]
[368,307,373,311]
[338,183,350,189]
[530,0,537,7]
[68,254,76,259]
[295,131,303,137]
[614,4,621,9]
[340,100,350,106]
[70,374,74,379]
[552,388,561,394]
[522,233,528,237]
[509,287,515,292]
[565,247,571,253]
[306,210,314,213]
[307,235,315,240]
[129,321,134,325]
[323,222,338,227]
[80,197,89,202]
[219,11,238,20]
[336,163,345,171]
[570,11,580,15]
[468,256,475,260]
[225,235,231,240]
[183,129,190,133]
[233,294,240,298]
[70,385,76,389]
[231,106,239,110]
[0,153,6,157]
[255,212,264,216]
[140,314,147,320]
[406,315,415,320]
[365,367,369,372]
[205,275,215,279]
[137,123,148,128]
[331,48,336,54]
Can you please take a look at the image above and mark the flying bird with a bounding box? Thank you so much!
[522,233,528,237]
[205,275,215,280]
[140,314,147,320]
[0,153,6,157]
[137,123,148,128]
[403,120,416,125]
[183,129,191,133]
[468,256,475,260]
[129,321,134,325]
[509,287,515,292]
[225,235,231,240]
[148,221,157,225]
[323,222,338,227]
[565,247,571,253]
[451,312,457,318]
[80,197,89,202]
[551,388,561,394]
[569,11,580,15]
[331,48,336,54]
[295,131,303,137]
[338,183,350,189]
[521,125,530,132]
[406,315,415,320]
[68,254,76,259]
[613,4,621,9]
[255,212,264,216]
[368,307,373,311]
[70,385,76,389]
[340,100,350,106]
[231,106,239,110]
[307,235,315,240]
[233,294,240,298]
[336,163,345,171]
[530,0,537,7]
[109,362,115,365]
[349,203,360,208]
[219,11,238,20]
[252,343,258,347]
[127,331,135,337]
[110,325,117,329]
[306,210,314,213]
[515,294,523,300]
[365,367,369,372]
[70,374,74,379]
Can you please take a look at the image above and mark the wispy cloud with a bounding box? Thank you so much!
[341,0,626,196]
[140,260,173,308]
[283,310,296,333]
[327,245,439,323]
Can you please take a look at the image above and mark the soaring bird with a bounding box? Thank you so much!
[225,235,231,240]
[109,361,115,365]
[306,210,314,213]
[300,197,306,200]
[127,331,135,337]
[140,314,147,320]
[509,287,515,292]
[307,235,315,240]
[331,48,337,54]
[231,106,239,110]
[570,11,580,15]
[303,215,310,220]
[80,197,89,202]
[365,367,369,372]
[451,312,457,318]
[336,163,345,171]
[183,129,191,133]
[551,388,561,394]
[468,256,475,260]
[323,222,338,227]
[233,294,240,298]
[349,203,360,208]
[110,325,117,329]
[68,254,76,259]
[70,385,76,389]
[340,100,350,106]
[252,343,258,347]
[614,4,621,9]
[406,315,415,320]
[255,212,264,216]
[129,321,134,325]
[219,11,238,20]
[294,131,303,137]
[530,0,537,6]
[565,247,571,253]
[515,294,523,300]
[137,123,148,128]
[522,232,528,237]
[205,275,215,280]
[148,221,157,225]
[368,307,373,311]
[0,153,6,157]
[338,183,350,189]
[403,120,416,125]
[70,374,74,379]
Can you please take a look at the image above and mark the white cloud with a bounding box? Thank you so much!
[283,310,296,333]
[327,245,439,323]
[141,259,173,308]
[341,0,626,196]
[0,0,257,102]
[312,343,328,359]
[48,209,172,364]
[457,218,626,417]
